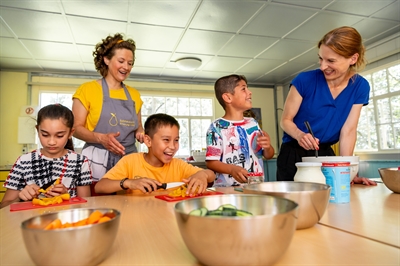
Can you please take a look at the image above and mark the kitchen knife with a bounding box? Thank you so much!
[144,182,185,192]
[40,179,58,191]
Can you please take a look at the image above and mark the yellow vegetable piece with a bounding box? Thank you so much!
[44,218,62,230]
[98,216,111,223]
[60,193,70,200]
[32,193,71,206]
[88,210,103,224]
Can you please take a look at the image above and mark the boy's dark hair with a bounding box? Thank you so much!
[144,113,180,137]
[214,74,247,110]
[37,104,75,150]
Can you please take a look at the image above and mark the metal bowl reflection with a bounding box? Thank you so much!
[21,208,120,266]
[243,182,330,229]
[174,194,298,266]
[379,168,400,193]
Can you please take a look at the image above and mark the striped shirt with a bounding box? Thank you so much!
[4,149,92,198]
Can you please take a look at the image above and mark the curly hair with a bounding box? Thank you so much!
[318,26,366,72]
[93,33,136,77]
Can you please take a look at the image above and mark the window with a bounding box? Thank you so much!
[140,96,214,157]
[356,63,400,151]
[39,92,85,149]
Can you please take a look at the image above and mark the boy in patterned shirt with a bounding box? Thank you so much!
[206,74,275,187]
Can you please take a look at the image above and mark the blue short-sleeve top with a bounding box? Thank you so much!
[282,69,370,144]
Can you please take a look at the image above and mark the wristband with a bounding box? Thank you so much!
[120,178,129,190]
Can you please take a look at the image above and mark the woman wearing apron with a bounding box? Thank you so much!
[72,33,144,192]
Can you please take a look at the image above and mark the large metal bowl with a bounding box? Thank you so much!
[243,182,330,229]
[174,194,298,266]
[378,167,400,193]
[21,208,120,266]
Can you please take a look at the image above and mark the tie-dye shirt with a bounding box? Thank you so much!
[206,117,264,187]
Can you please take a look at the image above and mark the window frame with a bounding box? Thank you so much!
[356,61,400,155]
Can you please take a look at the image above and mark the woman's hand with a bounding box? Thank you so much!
[297,132,320,151]
[352,176,377,186]
[19,184,40,201]
[98,132,125,155]
[135,130,145,144]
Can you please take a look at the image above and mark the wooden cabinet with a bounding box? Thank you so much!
[0,170,9,201]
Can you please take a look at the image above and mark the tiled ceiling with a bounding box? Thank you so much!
[0,0,399,86]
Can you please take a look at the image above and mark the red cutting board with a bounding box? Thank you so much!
[10,197,87,212]
[155,191,223,202]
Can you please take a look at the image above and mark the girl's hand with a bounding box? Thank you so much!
[98,132,125,155]
[45,184,68,197]
[126,177,162,193]
[19,184,40,201]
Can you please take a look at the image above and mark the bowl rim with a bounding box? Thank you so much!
[21,208,120,231]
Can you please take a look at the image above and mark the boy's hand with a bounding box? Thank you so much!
[183,172,208,196]
[230,165,249,183]
[126,177,162,193]
[19,184,40,201]
[257,130,272,150]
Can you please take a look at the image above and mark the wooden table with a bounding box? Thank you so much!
[0,186,399,265]
[319,183,400,248]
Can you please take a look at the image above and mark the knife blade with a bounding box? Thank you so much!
[144,182,185,192]
[40,179,57,191]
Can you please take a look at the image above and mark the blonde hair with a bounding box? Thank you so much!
[318,26,366,71]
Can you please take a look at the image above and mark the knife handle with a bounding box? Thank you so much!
[144,183,166,192]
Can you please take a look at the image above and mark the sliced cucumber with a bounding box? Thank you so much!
[189,204,252,217]
[189,207,209,216]
[217,204,237,211]
[236,210,253,217]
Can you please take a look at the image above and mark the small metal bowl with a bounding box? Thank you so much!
[379,167,400,193]
[243,182,331,229]
[21,208,120,266]
[174,194,298,266]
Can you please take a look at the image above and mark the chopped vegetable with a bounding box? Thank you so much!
[32,193,70,206]
[44,211,114,230]
[168,185,200,198]
[189,204,253,217]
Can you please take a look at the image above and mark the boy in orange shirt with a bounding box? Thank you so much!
[95,113,215,195]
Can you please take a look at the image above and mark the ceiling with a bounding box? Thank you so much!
[0,0,399,86]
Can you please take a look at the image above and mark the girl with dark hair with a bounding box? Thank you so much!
[1,104,92,208]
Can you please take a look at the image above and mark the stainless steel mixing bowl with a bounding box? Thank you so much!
[174,194,298,266]
[243,182,330,229]
[21,208,120,266]
[379,167,400,193]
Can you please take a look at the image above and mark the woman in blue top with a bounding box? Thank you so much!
[277,26,376,186]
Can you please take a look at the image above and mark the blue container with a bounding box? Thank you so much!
[322,162,350,204]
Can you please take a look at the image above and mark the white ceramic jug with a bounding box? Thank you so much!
[294,162,326,184]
